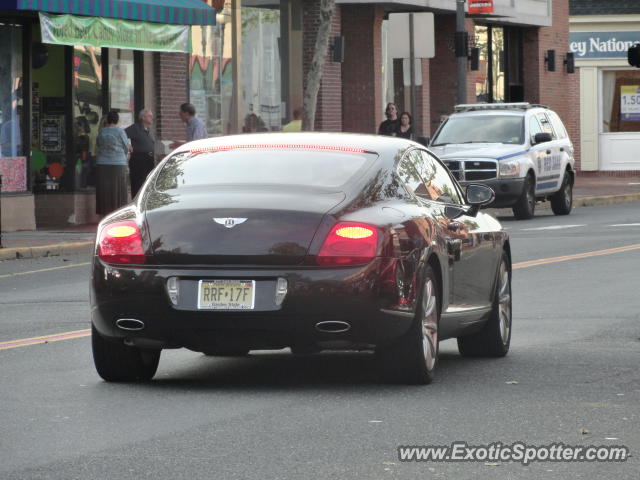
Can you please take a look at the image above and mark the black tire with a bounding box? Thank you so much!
[512,173,535,220]
[457,252,512,357]
[550,172,573,216]
[92,326,161,382]
[376,265,439,384]
[203,348,250,357]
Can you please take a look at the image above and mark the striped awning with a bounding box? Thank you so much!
[5,0,216,26]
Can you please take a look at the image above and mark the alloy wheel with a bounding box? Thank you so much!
[422,278,438,371]
[497,261,512,345]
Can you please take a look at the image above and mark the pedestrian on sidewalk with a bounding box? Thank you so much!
[126,109,156,198]
[95,110,132,215]
[170,103,207,150]
[396,111,413,139]
[378,103,399,136]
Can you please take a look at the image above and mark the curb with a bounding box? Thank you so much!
[573,193,640,208]
[0,241,94,262]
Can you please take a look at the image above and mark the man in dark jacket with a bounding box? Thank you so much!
[126,109,156,197]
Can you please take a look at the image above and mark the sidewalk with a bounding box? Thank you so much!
[1,174,639,261]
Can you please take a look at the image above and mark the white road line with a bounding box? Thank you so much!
[521,225,585,231]
[609,223,640,227]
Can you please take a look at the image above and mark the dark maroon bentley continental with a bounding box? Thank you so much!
[90,133,512,384]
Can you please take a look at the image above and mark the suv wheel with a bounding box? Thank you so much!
[551,172,573,216]
[513,173,535,220]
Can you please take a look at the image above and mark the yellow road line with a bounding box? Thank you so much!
[2,243,640,351]
[513,243,640,269]
[0,262,91,279]
[0,329,91,350]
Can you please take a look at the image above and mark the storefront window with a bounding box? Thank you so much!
[191,1,226,136]
[474,26,489,103]
[491,27,505,103]
[473,25,505,103]
[108,49,135,128]
[241,3,282,132]
[602,70,640,133]
[73,46,102,189]
[0,23,26,192]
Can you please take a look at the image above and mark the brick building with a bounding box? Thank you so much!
[0,0,578,232]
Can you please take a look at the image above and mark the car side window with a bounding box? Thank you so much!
[536,112,556,139]
[411,150,463,205]
[529,115,543,139]
[397,154,428,196]
[547,111,568,139]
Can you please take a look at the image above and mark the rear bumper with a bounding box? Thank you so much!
[90,257,415,351]
[461,177,525,208]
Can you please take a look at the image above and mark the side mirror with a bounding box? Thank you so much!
[466,184,495,216]
[533,132,552,145]
[416,136,430,147]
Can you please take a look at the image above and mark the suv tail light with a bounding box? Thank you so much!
[97,221,146,265]
[317,222,378,266]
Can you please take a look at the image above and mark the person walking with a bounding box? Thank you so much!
[396,111,414,139]
[180,103,207,142]
[378,103,399,136]
[95,110,131,215]
[126,109,156,197]
[170,103,207,150]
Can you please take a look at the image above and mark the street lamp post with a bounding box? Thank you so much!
[456,0,467,105]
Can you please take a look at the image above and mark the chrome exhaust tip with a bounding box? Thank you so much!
[116,318,145,331]
[315,321,351,333]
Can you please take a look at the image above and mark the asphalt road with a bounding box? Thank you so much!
[1,202,638,479]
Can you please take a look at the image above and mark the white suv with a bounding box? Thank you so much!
[429,103,575,219]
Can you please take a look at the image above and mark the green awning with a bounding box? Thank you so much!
[9,0,216,26]
[39,12,191,53]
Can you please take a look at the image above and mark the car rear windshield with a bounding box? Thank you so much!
[432,115,525,145]
[154,148,373,191]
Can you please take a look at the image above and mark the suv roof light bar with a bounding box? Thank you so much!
[454,103,548,113]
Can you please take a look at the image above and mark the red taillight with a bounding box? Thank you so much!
[317,222,378,266]
[97,221,146,265]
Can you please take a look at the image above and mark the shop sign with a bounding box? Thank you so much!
[39,12,190,53]
[469,0,494,15]
[569,31,640,59]
[621,85,640,121]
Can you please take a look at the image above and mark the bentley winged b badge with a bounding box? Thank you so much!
[213,218,248,229]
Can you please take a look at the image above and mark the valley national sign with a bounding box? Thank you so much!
[570,32,640,59]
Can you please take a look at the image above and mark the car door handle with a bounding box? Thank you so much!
[560,147,564,152]
[447,221,463,232]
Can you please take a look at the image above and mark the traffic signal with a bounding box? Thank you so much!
[628,44,640,68]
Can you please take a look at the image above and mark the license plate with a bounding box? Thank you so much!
[197,280,255,310]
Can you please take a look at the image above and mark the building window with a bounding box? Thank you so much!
[241,3,282,132]
[602,70,640,133]
[72,46,103,190]
[0,23,26,192]
[190,1,226,136]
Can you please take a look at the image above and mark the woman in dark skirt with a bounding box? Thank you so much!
[96,111,131,215]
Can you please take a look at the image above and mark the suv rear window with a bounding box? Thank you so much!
[155,149,373,191]
[432,115,525,145]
